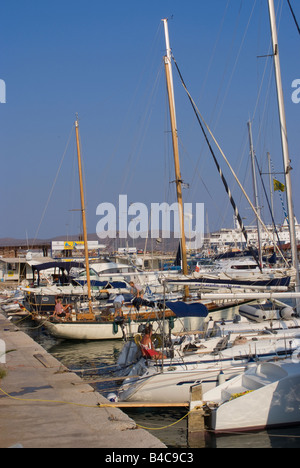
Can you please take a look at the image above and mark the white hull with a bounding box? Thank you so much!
[43,320,131,340]
[120,366,245,404]
[40,302,242,341]
[203,361,300,433]
[119,337,300,403]
[42,316,209,341]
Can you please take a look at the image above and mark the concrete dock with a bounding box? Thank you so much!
[0,313,166,448]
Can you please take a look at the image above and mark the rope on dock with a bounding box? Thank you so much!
[0,385,190,431]
[2,385,300,436]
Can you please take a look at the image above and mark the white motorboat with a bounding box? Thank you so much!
[199,359,300,433]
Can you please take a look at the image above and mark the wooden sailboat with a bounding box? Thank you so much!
[39,116,219,340]
[163,18,189,287]
[75,116,93,319]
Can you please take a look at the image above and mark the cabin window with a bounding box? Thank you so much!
[231,264,257,270]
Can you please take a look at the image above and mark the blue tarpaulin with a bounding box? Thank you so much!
[166,301,208,318]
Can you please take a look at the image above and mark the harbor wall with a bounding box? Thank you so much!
[0,313,165,449]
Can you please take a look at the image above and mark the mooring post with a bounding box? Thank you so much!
[188,384,207,448]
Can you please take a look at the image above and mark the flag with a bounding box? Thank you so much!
[273,179,285,192]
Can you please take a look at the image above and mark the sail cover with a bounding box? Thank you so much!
[166,301,208,318]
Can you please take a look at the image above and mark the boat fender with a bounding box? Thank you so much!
[280,307,295,320]
[107,393,119,403]
[218,371,226,386]
[113,322,119,335]
[239,305,266,323]
[168,316,175,330]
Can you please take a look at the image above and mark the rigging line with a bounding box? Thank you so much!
[286,0,300,35]
[213,0,258,132]
[172,59,262,270]
[198,0,231,102]
[252,40,273,123]
[32,125,75,247]
[176,134,226,221]
[254,2,284,170]
[253,64,274,170]
[269,156,289,224]
[120,61,164,194]
[68,138,79,239]
[204,0,244,134]
[182,1,257,215]
[185,0,243,188]
[172,55,288,267]
[182,0,244,197]
[255,155,282,247]
[99,23,164,194]
[172,57,250,245]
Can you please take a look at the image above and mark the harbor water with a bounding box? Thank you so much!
[17,318,300,449]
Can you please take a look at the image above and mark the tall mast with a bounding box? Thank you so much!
[248,120,263,269]
[267,152,276,244]
[268,0,299,287]
[75,115,93,314]
[162,18,189,283]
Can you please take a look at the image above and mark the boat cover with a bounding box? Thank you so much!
[166,301,208,318]
[32,262,85,272]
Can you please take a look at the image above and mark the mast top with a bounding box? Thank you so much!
[162,18,172,63]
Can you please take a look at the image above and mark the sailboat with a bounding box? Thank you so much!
[42,7,293,340]
[40,116,249,341]
[118,334,300,405]
[116,4,300,403]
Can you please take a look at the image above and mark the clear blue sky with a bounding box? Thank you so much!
[1,0,300,240]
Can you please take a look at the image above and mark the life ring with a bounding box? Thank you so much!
[134,334,142,346]
[152,334,163,348]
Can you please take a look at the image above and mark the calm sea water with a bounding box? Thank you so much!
[17,318,300,449]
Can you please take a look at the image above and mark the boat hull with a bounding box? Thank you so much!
[119,338,300,404]
[40,301,243,341]
[120,366,245,404]
[209,372,300,433]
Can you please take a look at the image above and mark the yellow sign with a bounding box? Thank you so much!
[64,241,84,250]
